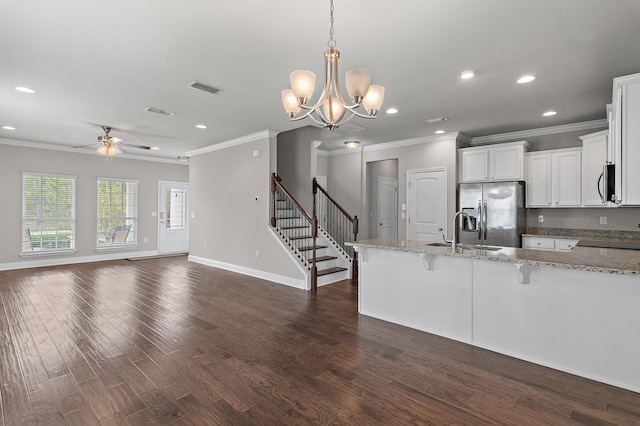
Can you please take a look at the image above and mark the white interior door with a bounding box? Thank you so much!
[378,177,398,239]
[407,168,447,242]
[159,181,189,254]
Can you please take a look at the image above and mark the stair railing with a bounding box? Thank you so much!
[313,178,359,280]
[271,174,319,290]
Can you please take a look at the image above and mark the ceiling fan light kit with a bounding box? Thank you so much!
[281,0,384,131]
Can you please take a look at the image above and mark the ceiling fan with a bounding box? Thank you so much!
[73,126,152,156]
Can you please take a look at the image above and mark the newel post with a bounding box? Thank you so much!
[270,173,277,227]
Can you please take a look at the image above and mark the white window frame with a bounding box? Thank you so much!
[22,172,76,255]
[96,178,138,249]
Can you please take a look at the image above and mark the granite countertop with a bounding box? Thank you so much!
[346,238,640,276]
[523,227,640,249]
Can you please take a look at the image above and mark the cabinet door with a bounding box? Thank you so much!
[526,154,552,207]
[554,151,582,207]
[490,145,523,180]
[582,135,607,206]
[622,80,640,205]
[460,149,488,182]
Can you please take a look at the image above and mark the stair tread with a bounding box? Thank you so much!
[311,255,338,263]
[317,266,348,276]
[298,245,327,252]
[289,235,313,240]
[277,216,302,220]
[281,225,309,230]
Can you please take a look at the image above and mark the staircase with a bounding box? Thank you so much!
[271,174,351,290]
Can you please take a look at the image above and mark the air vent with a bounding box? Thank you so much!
[145,107,175,116]
[425,117,448,124]
[189,81,221,95]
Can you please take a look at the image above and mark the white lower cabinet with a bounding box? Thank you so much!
[522,236,578,252]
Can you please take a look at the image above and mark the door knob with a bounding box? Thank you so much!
[379,223,383,226]
[438,227,443,231]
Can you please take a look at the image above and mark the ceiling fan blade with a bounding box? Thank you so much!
[72,142,100,148]
[117,142,152,150]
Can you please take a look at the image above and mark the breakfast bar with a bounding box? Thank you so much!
[347,239,640,393]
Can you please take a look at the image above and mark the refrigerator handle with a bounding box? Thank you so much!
[477,201,482,240]
[483,200,488,240]
[597,169,605,203]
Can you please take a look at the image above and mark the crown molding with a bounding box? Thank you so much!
[0,137,187,165]
[186,130,279,156]
[470,119,608,145]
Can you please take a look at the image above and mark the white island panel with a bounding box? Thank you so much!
[358,247,473,343]
[472,259,640,393]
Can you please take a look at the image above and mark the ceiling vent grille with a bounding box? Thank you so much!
[145,107,175,116]
[189,81,221,95]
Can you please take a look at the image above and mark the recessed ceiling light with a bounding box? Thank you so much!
[459,70,476,79]
[151,147,160,150]
[543,111,557,117]
[434,130,445,134]
[517,75,536,84]
[15,86,36,94]
[195,124,207,129]
[2,126,16,130]
[386,108,398,114]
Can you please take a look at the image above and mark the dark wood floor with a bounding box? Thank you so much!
[1,257,639,425]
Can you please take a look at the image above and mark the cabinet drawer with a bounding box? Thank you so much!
[555,239,578,252]
[523,237,555,250]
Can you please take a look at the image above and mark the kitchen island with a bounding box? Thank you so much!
[346,239,640,393]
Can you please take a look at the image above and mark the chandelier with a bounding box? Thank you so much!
[281,0,384,131]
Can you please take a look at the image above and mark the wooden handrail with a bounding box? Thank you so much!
[272,174,313,224]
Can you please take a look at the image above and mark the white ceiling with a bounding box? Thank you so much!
[2,0,640,160]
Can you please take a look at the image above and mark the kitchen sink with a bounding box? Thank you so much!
[426,242,502,251]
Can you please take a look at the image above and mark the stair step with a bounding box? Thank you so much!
[311,255,338,263]
[298,245,327,252]
[289,235,313,240]
[317,266,348,277]
[277,216,301,220]
[281,225,308,230]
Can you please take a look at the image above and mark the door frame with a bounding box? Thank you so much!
[406,167,448,241]
[158,180,190,254]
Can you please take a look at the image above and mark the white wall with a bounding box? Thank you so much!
[0,143,188,269]
[188,132,305,287]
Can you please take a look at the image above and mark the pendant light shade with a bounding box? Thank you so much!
[345,69,372,103]
[290,70,316,104]
[362,85,385,115]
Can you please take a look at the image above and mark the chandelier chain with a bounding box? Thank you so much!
[327,0,336,48]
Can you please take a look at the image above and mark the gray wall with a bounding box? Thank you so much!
[276,126,327,212]
[0,143,188,266]
[327,136,459,240]
[188,134,304,282]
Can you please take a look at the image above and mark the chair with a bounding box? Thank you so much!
[22,228,33,251]
[112,225,131,243]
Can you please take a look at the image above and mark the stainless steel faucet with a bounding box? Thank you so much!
[443,211,472,249]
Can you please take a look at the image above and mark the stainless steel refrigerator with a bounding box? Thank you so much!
[458,181,526,248]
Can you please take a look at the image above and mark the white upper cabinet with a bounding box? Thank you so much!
[612,73,640,206]
[526,148,582,208]
[459,141,528,182]
[580,130,611,207]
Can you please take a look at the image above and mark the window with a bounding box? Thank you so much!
[166,187,187,230]
[97,178,138,248]
[22,173,76,254]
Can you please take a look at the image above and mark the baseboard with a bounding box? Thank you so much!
[0,250,159,271]
[187,255,306,290]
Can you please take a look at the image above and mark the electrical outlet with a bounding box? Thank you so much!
[538,215,544,223]
[600,216,607,225]
[143,237,148,243]
[256,250,260,258]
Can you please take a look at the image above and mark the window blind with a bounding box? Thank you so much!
[22,173,76,253]
[97,178,138,248]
